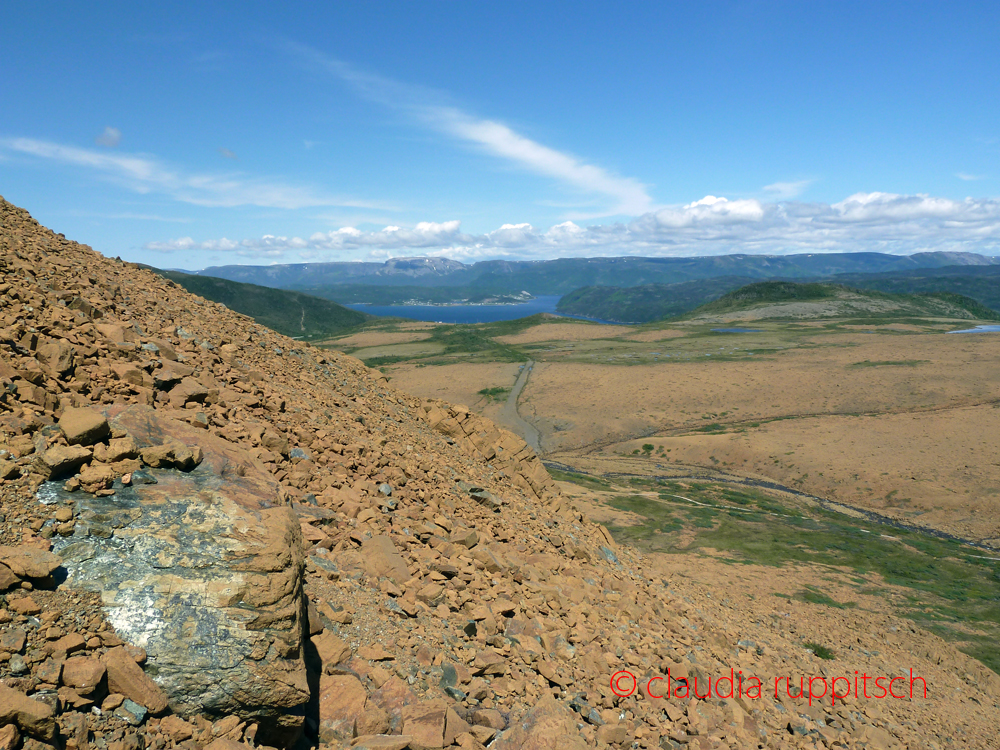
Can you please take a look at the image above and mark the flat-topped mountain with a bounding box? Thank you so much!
[200,257,472,289]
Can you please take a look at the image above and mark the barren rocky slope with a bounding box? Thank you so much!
[1,196,999,750]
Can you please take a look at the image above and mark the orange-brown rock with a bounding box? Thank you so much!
[317,673,367,742]
[0,724,20,750]
[490,696,589,750]
[58,407,110,446]
[362,534,411,584]
[401,700,447,749]
[158,715,195,741]
[0,545,61,581]
[31,443,92,479]
[0,683,57,741]
[102,646,170,714]
[62,655,107,695]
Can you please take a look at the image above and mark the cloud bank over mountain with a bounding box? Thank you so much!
[145,192,1000,262]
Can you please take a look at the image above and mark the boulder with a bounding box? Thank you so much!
[0,459,20,480]
[350,738,413,750]
[58,407,110,445]
[311,630,351,667]
[491,696,590,750]
[361,535,411,585]
[158,715,195,741]
[444,707,472,746]
[140,440,202,470]
[318,674,368,742]
[261,431,289,456]
[0,545,61,581]
[50,405,310,746]
[0,683,57,741]
[77,462,116,493]
[32,443,92,479]
[8,595,41,615]
[168,376,209,407]
[0,563,17,590]
[62,655,107,695]
[102,647,169,713]
[94,435,140,463]
[35,339,75,377]
[0,724,20,750]
[402,701,448,749]
[355,706,391,736]
[154,362,193,390]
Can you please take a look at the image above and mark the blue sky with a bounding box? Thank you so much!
[2,1,999,268]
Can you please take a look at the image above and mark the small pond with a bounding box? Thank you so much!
[946,325,1000,334]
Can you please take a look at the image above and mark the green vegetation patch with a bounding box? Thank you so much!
[478,386,511,402]
[803,642,837,660]
[156,270,371,339]
[696,281,837,314]
[556,276,754,323]
[428,325,526,362]
[827,266,1000,318]
[795,587,857,609]
[546,466,613,491]
[588,473,1000,674]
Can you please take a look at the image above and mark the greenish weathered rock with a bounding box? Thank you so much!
[51,405,309,746]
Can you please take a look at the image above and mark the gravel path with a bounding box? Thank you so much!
[499,360,542,452]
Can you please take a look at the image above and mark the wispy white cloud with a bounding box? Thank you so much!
[763,179,813,199]
[0,136,395,211]
[956,172,986,181]
[95,126,122,147]
[217,148,238,160]
[69,210,194,223]
[294,45,653,217]
[144,191,1000,262]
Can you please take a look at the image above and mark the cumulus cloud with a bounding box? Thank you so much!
[95,126,122,147]
[0,136,393,211]
[143,191,1000,262]
[294,45,653,216]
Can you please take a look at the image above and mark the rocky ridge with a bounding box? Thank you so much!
[1,195,999,750]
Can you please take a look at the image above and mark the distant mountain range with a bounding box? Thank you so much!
[197,251,1000,298]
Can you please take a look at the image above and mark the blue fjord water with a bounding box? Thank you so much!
[345,295,617,325]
